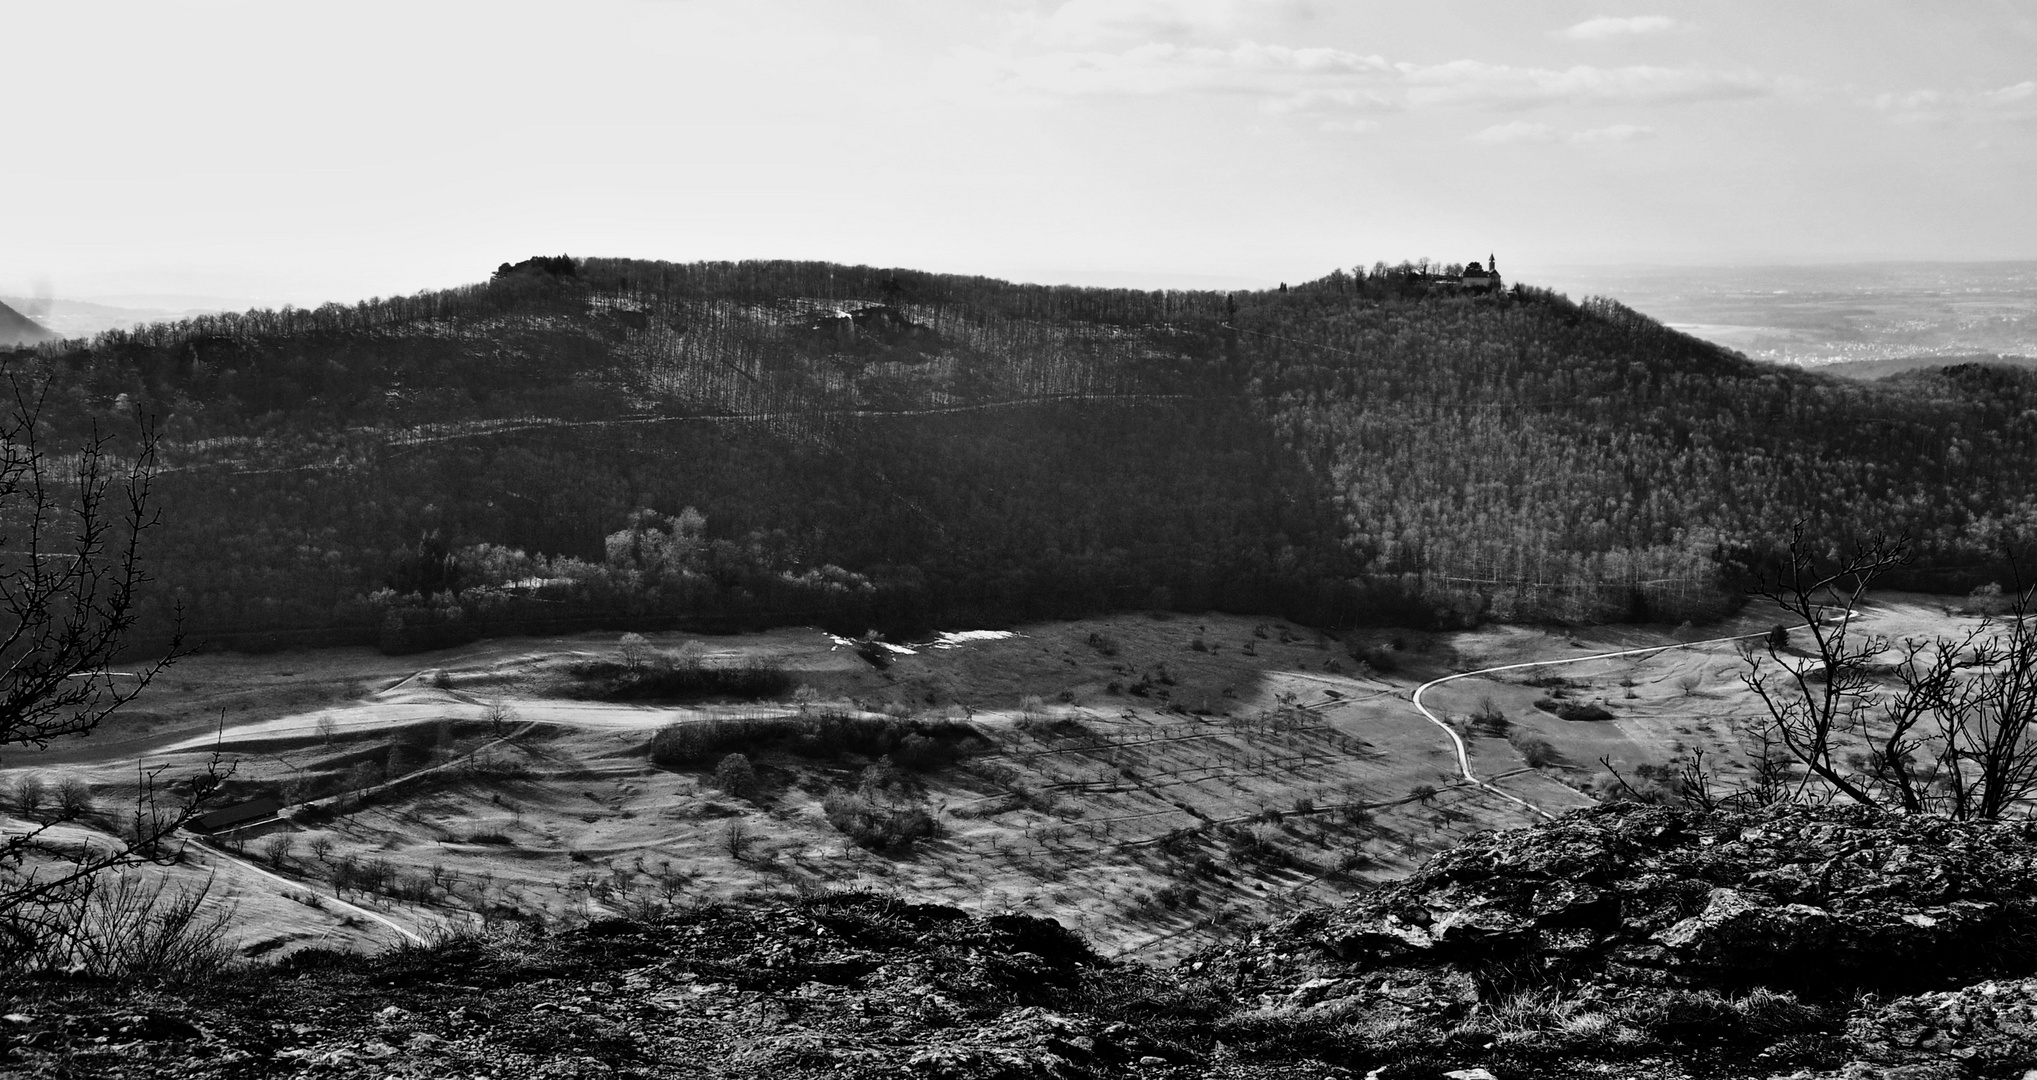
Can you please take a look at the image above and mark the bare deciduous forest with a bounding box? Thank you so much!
[7,256,2033,653]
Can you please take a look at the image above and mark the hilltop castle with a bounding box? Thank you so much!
[1459,253,1501,292]
[1413,254,1503,293]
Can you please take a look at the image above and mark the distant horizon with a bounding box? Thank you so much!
[10,254,2034,372]
[6,2,2031,317]
[9,253,2037,319]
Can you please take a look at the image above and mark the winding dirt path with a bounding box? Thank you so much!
[1410,630,1780,820]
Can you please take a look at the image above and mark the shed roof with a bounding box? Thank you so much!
[190,797,281,832]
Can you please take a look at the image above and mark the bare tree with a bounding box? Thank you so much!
[1741,525,2037,818]
[54,775,92,818]
[481,698,515,735]
[0,384,225,961]
[9,774,45,821]
[721,818,751,861]
[259,833,294,868]
[1861,580,2037,819]
[618,632,649,673]
[1739,525,1907,806]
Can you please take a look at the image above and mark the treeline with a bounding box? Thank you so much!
[6,255,2035,651]
[137,395,1363,651]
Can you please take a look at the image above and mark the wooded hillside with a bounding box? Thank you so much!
[6,257,2031,651]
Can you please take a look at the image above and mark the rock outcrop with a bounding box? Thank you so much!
[1207,802,2037,990]
[9,804,2037,1078]
[2,892,1217,1079]
[1188,802,2037,1077]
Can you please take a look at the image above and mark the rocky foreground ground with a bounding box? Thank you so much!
[7,802,2037,1078]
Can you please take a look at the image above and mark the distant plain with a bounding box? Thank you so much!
[1538,260,2037,372]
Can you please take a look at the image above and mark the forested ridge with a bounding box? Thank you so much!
[1242,271,2037,621]
[4,255,2032,652]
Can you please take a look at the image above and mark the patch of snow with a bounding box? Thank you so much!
[926,630,1022,650]
[826,629,1020,654]
[825,634,918,655]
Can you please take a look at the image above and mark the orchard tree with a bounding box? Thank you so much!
[713,753,757,800]
[618,632,651,673]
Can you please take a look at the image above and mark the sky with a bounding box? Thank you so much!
[3,0,2034,308]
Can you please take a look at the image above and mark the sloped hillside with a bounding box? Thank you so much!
[7,258,2037,652]
[10,259,1362,649]
[0,299,54,347]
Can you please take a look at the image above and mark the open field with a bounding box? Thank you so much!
[0,595,1992,965]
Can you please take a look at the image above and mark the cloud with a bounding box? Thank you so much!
[990,41,1772,117]
[1262,86,1400,115]
[995,40,1389,97]
[1015,0,1314,47]
[1400,61,1771,110]
[1982,81,2037,107]
[1569,123,1654,142]
[1471,121,1656,144]
[1473,121,1556,143]
[1319,118,1380,134]
[1875,80,2037,124]
[1559,16,1685,41]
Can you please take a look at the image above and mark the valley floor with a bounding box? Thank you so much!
[0,595,1984,966]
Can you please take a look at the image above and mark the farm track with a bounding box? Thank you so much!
[0,817,431,952]
[1410,628,1800,820]
[191,839,428,947]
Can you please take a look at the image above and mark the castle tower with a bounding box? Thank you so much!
[1459,253,1501,291]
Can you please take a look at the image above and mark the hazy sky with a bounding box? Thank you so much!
[4,0,2034,306]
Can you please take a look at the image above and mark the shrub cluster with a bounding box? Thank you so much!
[821,792,939,852]
[712,753,758,799]
[1535,697,1614,722]
[1470,697,1509,736]
[7,872,237,980]
[1221,825,1294,870]
[1557,701,1615,723]
[575,654,791,701]
[647,710,972,769]
[1354,644,1400,673]
[1507,728,1559,767]
[331,854,395,896]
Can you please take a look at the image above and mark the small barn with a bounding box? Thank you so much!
[189,796,281,833]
